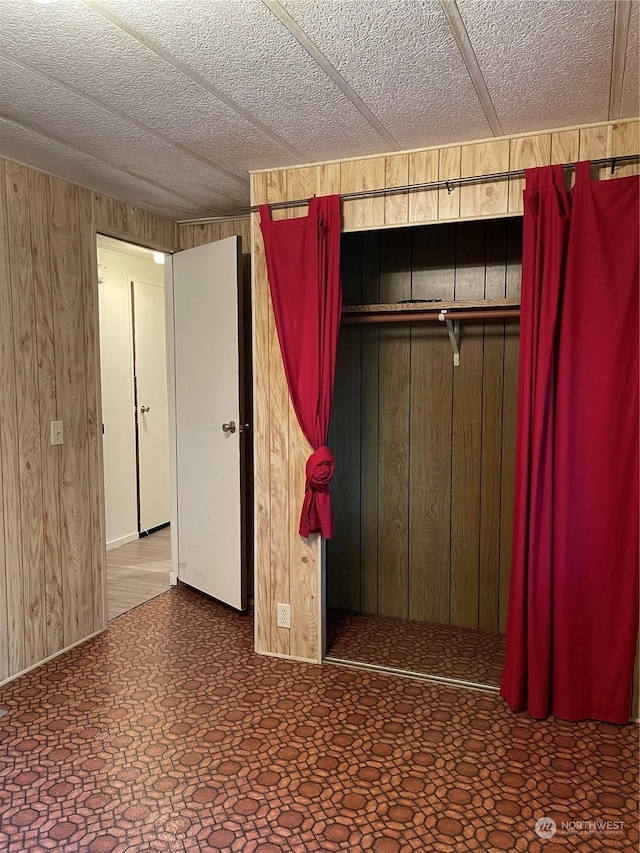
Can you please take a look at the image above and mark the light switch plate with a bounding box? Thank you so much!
[51,420,63,446]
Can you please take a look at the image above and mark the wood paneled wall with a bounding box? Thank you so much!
[178,219,251,251]
[327,221,521,634]
[249,118,640,663]
[0,158,178,684]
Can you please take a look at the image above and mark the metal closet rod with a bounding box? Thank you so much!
[245,153,640,215]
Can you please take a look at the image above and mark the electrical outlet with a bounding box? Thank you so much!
[50,420,63,446]
[277,603,290,629]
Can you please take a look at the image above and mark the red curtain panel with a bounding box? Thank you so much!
[259,195,342,539]
[501,162,639,723]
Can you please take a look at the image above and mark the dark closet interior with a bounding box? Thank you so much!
[326,217,523,688]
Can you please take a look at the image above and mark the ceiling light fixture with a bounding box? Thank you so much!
[153,252,165,265]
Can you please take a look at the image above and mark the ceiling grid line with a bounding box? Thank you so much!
[0,114,223,214]
[438,0,503,137]
[260,0,399,150]
[609,0,632,119]
[80,0,307,162]
[0,50,249,191]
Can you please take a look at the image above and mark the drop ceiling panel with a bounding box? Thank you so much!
[457,0,615,134]
[621,1,639,119]
[0,118,197,219]
[277,0,493,148]
[0,0,293,175]
[0,56,246,214]
[97,0,393,160]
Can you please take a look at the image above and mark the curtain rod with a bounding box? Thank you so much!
[250,154,639,214]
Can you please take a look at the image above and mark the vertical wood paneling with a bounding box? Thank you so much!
[450,222,485,628]
[1,161,26,675]
[178,219,250,252]
[384,154,409,225]
[579,125,610,179]
[286,167,316,219]
[508,135,552,213]
[328,221,521,633]
[551,130,580,166]
[316,163,341,197]
[377,230,411,618]
[611,121,640,176]
[266,171,287,220]
[341,157,385,230]
[0,156,179,684]
[409,225,454,624]
[49,177,93,647]
[29,171,63,655]
[250,192,272,653]
[250,118,636,671]
[408,150,438,224]
[327,236,362,611]
[360,232,380,615]
[578,125,610,159]
[78,186,105,634]
[265,171,290,656]
[438,146,461,220]
[478,220,507,632]
[6,163,47,668]
[0,161,8,680]
[460,140,510,218]
[285,168,321,660]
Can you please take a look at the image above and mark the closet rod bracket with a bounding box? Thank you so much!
[439,311,460,366]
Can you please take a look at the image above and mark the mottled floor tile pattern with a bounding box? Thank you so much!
[327,610,505,688]
[0,586,637,853]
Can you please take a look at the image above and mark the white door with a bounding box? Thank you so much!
[165,237,245,610]
[132,280,171,532]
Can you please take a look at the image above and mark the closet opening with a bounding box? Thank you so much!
[325,217,523,691]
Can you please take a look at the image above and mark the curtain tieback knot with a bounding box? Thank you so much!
[299,445,335,539]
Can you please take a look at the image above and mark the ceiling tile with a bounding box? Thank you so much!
[0,118,198,218]
[0,0,294,175]
[96,0,395,159]
[0,56,247,214]
[457,0,615,134]
[277,0,493,148]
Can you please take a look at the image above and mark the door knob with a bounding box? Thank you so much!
[222,421,236,434]
[140,405,150,414]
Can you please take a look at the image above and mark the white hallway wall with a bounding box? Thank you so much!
[97,237,165,549]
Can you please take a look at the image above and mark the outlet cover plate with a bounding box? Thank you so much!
[277,603,290,629]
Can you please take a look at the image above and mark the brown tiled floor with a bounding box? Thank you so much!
[326,611,505,688]
[0,585,637,853]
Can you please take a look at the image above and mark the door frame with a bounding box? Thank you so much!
[94,229,175,621]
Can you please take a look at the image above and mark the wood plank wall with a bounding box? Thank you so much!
[327,220,521,634]
[249,118,640,664]
[178,219,251,251]
[0,158,179,684]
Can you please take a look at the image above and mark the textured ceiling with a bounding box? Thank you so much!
[0,0,638,220]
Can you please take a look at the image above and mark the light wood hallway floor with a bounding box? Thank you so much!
[106,527,172,620]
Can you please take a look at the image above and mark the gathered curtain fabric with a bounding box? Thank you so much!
[501,161,639,723]
[259,195,342,539]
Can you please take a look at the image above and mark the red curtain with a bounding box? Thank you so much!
[259,195,342,539]
[501,162,639,723]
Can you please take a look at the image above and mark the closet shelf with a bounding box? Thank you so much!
[341,297,520,324]
[341,298,521,366]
